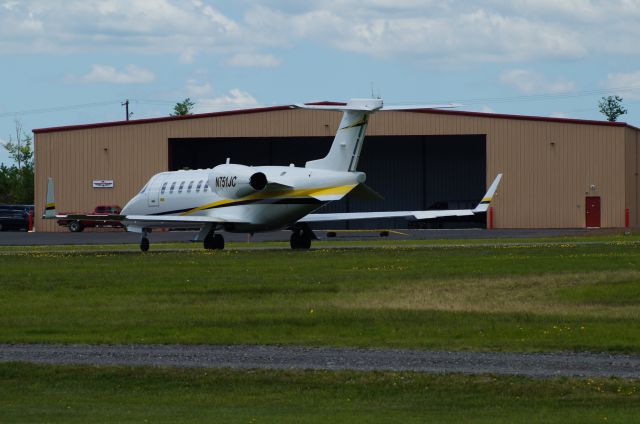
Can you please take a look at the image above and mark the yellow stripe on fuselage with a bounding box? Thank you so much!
[178,184,357,216]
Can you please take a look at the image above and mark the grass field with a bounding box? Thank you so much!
[1,363,639,423]
[1,240,640,352]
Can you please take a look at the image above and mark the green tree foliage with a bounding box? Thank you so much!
[0,121,34,204]
[598,95,628,122]
[171,98,195,116]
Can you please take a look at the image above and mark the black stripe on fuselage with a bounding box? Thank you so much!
[150,197,325,216]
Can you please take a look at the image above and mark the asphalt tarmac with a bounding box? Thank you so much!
[2,344,639,379]
[0,227,618,246]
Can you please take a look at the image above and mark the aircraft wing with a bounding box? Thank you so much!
[299,174,502,223]
[53,212,248,232]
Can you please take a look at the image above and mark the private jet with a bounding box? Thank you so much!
[44,99,502,251]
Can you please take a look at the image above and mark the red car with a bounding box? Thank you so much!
[57,205,124,232]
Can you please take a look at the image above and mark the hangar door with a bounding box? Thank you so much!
[169,135,486,229]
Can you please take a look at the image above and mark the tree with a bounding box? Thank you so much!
[171,98,195,116]
[598,95,627,122]
[0,120,34,204]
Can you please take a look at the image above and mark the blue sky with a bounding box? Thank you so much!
[2,0,640,165]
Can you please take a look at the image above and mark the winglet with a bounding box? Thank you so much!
[473,173,502,213]
[42,177,57,219]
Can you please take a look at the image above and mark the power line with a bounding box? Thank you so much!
[390,84,640,107]
[2,85,640,120]
[0,100,120,118]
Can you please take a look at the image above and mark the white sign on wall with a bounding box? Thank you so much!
[93,180,114,188]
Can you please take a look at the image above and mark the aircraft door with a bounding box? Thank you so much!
[146,190,160,207]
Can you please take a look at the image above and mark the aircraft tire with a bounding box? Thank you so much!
[290,232,300,249]
[69,221,84,232]
[140,237,150,252]
[213,234,225,250]
[290,232,311,250]
[203,233,214,250]
[300,233,311,249]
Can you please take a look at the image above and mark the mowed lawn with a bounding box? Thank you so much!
[1,363,639,424]
[1,242,640,352]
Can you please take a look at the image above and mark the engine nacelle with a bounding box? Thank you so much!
[208,164,268,199]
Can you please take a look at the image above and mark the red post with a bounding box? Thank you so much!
[625,208,630,228]
[488,206,494,230]
[28,209,33,231]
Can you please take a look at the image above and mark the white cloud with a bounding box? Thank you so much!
[72,64,155,84]
[186,79,213,97]
[604,70,640,100]
[194,89,260,113]
[500,69,576,94]
[2,1,640,65]
[480,106,495,114]
[225,53,281,68]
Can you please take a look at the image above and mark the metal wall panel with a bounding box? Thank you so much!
[35,108,635,231]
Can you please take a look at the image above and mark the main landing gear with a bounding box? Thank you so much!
[290,225,315,250]
[203,231,225,250]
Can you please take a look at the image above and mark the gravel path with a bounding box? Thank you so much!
[2,344,640,379]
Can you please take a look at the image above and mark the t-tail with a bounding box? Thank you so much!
[295,99,383,172]
[294,98,460,172]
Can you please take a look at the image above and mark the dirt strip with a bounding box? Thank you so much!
[2,344,640,379]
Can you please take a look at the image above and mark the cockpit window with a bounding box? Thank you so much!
[169,182,176,194]
[178,181,185,194]
[139,182,149,194]
[161,182,168,194]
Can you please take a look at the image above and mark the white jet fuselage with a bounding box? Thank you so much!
[121,164,366,233]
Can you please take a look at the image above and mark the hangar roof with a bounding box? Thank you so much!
[32,101,636,134]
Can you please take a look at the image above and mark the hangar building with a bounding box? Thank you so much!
[33,104,640,232]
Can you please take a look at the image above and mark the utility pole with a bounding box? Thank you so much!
[121,99,131,121]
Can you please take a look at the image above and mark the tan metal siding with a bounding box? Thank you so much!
[35,109,635,231]
[625,127,639,227]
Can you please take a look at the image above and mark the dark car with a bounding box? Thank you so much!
[0,205,34,231]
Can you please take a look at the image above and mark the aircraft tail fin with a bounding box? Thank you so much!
[42,177,57,219]
[296,99,383,172]
[294,98,461,172]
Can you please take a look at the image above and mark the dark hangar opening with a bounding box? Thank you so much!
[168,135,487,229]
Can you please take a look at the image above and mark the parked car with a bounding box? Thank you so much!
[0,205,34,231]
[57,205,123,232]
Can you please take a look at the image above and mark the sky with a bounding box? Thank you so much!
[2,0,640,165]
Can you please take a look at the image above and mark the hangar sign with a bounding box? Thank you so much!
[93,180,114,188]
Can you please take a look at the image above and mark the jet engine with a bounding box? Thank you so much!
[209,164,269,199]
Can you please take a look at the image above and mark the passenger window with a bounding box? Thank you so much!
[187,181,194,193]
[170,182,176,194]
[204,182,209,192]
[196,180,203,193]
[161,182,168,194]
[178,181,185,193]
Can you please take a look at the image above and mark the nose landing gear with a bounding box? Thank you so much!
[140,230,150,252]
